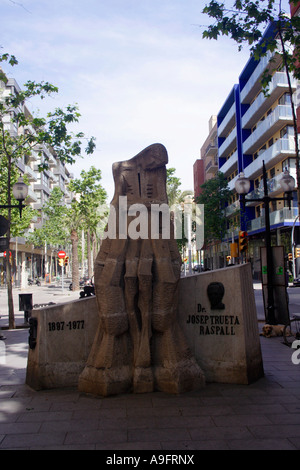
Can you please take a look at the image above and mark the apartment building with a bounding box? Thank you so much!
[291,1,300,132]
[196,20,299,276]
[0,73,73,286]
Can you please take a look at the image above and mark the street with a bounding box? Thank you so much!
[0,280,81,328]
[0,278,300,329]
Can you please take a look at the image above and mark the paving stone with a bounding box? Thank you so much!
[1,311,300,450]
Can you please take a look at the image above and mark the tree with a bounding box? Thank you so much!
[166,167,182,207]
[65,201,84,292]
[201,0,300,216]
[195,172,232,244]
[0,53,96,327]
[27,187,68,278]
[68,167,107,288]
[0,150,37,328]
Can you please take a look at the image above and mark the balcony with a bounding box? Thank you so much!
[243,105,293,155]
[24,165,37,182]
[205,156,218,174]
[26,186,38,203]
[204,141,218,157]
[244,138,296,180]
[225,200,240,217]
[246,169,297,205]
[53,161,66,179]
[218,102,236,138]
[228,174,238,192]
[247,207,298,233]
[242,72,296,129]
[27,150,38,162]
[240,49,281,104]
[219,150,238,176]
[218,127,237,159]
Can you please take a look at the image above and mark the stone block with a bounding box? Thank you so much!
[177,263,264,384]
[26,297,98,390]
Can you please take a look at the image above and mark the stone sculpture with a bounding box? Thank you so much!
[78,143,205,396]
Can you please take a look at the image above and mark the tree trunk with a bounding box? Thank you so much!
[71,229,79,290]
[6,153,15,329]
[6,229,15,329]
[87,229,92,279]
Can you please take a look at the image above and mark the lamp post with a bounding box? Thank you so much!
[0,176,29,218]
[235,161,295,325]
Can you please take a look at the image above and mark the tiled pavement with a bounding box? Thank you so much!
[0,327,299,450]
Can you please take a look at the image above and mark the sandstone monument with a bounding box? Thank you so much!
[78,143,205,396]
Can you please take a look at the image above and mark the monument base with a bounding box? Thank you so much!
[26,263,263,392]
[26,297,99,390]
[178,263,264,384]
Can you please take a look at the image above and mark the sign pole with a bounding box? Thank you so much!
[57,251,67,292]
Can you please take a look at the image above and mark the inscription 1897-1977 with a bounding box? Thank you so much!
[48,320,84,332]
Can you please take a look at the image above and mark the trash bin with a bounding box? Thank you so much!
[19,293,33,323]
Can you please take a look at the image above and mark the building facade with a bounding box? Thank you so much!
[0,73,73,287]
[196,19,300,277]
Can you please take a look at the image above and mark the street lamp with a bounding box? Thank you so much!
[235,160,295,324]
[0,176,29,218]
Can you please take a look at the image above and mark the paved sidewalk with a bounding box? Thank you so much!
[0,281,299,451]
[0,326,299,450]
[0,283,80,329]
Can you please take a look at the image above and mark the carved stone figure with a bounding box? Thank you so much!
[78,143,205,396]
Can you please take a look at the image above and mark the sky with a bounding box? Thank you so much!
[0,0,292,201]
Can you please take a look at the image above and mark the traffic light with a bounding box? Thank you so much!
[296,248,300,258]
[239,231,248,253]
[288,253,293,261]
[58,258,64,267]
[64,256,69,266]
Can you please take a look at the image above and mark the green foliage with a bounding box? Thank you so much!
[0,149,37,237]
[0,56,96,171]
[202,1,300,84]
[27,187,68,247]
[68,166,107,235]
[195,172,232,243]
[166,167,182,207]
